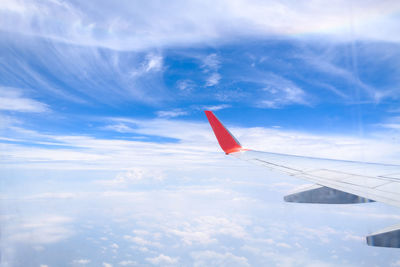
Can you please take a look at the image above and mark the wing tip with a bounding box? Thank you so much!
[204,110,243,154]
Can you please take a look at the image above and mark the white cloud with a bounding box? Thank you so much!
[1,1,399,50]
[202,53,220,72]
[334,210,400,221]
[3,165,397,266]
[146,254,178,265]
[0,87,49,113]
[73,259,91,265]
[296,226,338,244]
[258,73,309,108]
[130,53,163,77]
[132,229,150,236]
[202,53,221,87]
[342,233,364,242]
[2,115,400,172]
[191,250,250,267]
[199,104,231,111]
[119,260,138,266]
[103,263,113,267]
[156,105,230,119]
[176,79,196,93]
[298,52,384,102]
[381,124,400,130]
[276,242,292,248]
[205,73,221,87]
[24,192,81,200]
[123,235,162,248]
[156,109,188,118]
[144,53,163,72]
[392,260,400,267]
[167,216,248,245]
[169,229,217,245]
[8,215,74,244]
[96,168,164,186]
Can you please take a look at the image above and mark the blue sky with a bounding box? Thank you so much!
[1,0,400,266]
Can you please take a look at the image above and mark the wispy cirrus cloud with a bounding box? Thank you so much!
[0,87,49,112]
[380,124,400,130]
[201,54,221,87]
[258,74,309,108]
[130,53,163,76]
[156,109,188,118]
[201,53,221,71]
[156,105,230,119]
[176,79,196,94]
[2,21,398,110]
[205,73,221,87]
[1,0,399,51]
[298,52,382,102]
[198,104,231,111]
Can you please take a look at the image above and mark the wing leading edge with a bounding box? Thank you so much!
[205,110,400,248]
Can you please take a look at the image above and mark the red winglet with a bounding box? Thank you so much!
[204,110,242,154]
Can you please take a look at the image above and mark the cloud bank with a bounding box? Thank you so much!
[1,0,399,51]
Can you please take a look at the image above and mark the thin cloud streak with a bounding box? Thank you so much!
[0,87,49,113]
[0,37,168,105]
[156,109,188,118]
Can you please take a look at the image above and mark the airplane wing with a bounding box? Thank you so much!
[204,110,400,248]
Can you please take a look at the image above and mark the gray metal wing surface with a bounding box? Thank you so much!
[232,150,400,208]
